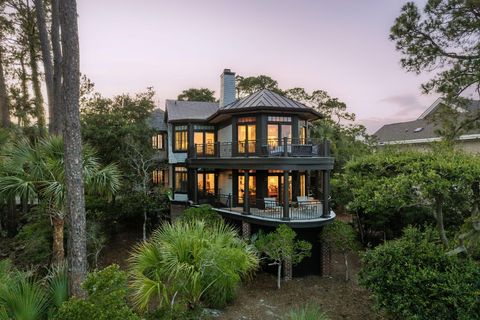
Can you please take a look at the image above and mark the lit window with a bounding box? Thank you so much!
[268,116,292,122]
[174,166,188,193]
[238,116,256,123]
[152,169,168,185]
[174,125,188,151]
[152,134,164,150]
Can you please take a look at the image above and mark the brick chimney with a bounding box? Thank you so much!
[220,69,236,108]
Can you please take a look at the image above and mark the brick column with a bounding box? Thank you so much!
[283,257,292,281]
[320,239,332,277]
[241,221,251,239]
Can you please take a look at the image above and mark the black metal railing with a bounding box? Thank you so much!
[189,138,331,159]
[197,193,324,220]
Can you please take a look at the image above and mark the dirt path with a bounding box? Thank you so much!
[220,252,382,320]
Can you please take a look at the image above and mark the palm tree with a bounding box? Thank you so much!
[0,136,121,264]
[129,219,259,311]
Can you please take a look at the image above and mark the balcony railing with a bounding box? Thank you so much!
[197,193,325,220]
[189,138,331,159]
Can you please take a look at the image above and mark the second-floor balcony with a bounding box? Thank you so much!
[189,138,331,159]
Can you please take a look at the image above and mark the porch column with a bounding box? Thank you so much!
[322,170,331,218]
[305,171,310,196]
[193,169,198,204]
[244,171,250,214]
[283,170,290,220]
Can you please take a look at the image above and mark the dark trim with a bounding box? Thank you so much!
[212,207,335,228]
[187,157,335,171]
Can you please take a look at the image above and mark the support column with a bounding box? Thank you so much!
[306,171,310,196]
[244,171,250,214]
[322,170,330,218]
[241,221,251,240]
[192,169,198,204]
[283,170,289,220]
[283,257,292,281]
[320,236,332,277]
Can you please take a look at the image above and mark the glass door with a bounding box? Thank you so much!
[238,175,256,204]
[206,132,215,156]
[238,124,256,154]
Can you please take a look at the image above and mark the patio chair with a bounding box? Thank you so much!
[263,197,282,215]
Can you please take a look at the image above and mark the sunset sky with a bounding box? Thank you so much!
[77,0,436,133]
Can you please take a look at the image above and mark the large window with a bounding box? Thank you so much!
[174,125,188,152]
[174,166,188,193]
[152,169,168,185]
[198,172,215,195]
[152,133,165,150]
[267,116,292,146]
[237,117,256,154]
[194,125,215,156]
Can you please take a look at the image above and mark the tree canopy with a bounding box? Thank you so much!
[177,88,216,102]
[390,0,480,139]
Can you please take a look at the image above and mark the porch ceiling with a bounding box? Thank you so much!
[186,157,334,171]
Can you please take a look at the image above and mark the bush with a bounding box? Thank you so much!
[285,303,329,320]
[360,227,480,320]
[13,214,52,268]
[179,205,222,227]
[55,265,140,320]
[129,220,258,311]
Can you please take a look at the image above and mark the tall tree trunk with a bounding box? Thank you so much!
[51,0,62,134]
[52,216,65,265]
[34,0,54,131]
[0,46,9,128]
[343,252,349,282]
[434,195,449,248]
[27,30,46,130]
[277,262,282,289]
[60,0,86,298]
[19,53,30,126]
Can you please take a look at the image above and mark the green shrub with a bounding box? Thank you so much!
[13,214,52,267]
[285,303,329,320]
[179,205,222,226]
[129,220,258,311]
[360,227,480,320]
[55,265,140,320]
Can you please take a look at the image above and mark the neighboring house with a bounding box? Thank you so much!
[374,98,480,153]
[149,69,335,275]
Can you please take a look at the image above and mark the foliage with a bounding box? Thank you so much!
[0,135,121,263]
[338,148,480,244]
[360,227,480,320]
[321,220,359,281]
[177,88,216,102]
[12,213,52,267]
[285,303,330,320]
[55,265,140,320]
[236,75,282,97]
[255,224,312,289]
[0,260,68,320]
[179,205,222,227]
[81,87,155,182]
[390,0,480,139]
[86,220,107,269]
[129,220,259,311]
[452,215,480,259]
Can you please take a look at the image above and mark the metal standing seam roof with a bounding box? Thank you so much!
[148,108,168,131]
[165,100,219,122]
[220,89,312,111]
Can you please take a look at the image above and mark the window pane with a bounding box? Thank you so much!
[205,173,215,193]
[194,132,203,154]
[197,173,204,192]
[281,125,292,140]
[268,124,278,147]
[206,132,215,155]
[238,125,246,153]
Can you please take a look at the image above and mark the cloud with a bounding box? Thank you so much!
[380,94,425,117]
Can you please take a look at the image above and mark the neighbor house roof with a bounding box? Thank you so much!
[165,100,219,123]
[374,99,480,145]
[208,89,323,122]
[148,108,168,131]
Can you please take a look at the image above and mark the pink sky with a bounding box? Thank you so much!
[77,0,437,133]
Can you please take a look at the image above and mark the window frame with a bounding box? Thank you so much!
[173,166,188,193]
[173,125,188,152]
[152,133,165,150]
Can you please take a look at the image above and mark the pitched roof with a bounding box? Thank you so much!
[165,100,219,122]
[148,108,167,131]
[221,89,311,111]
[374,112,480,144]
